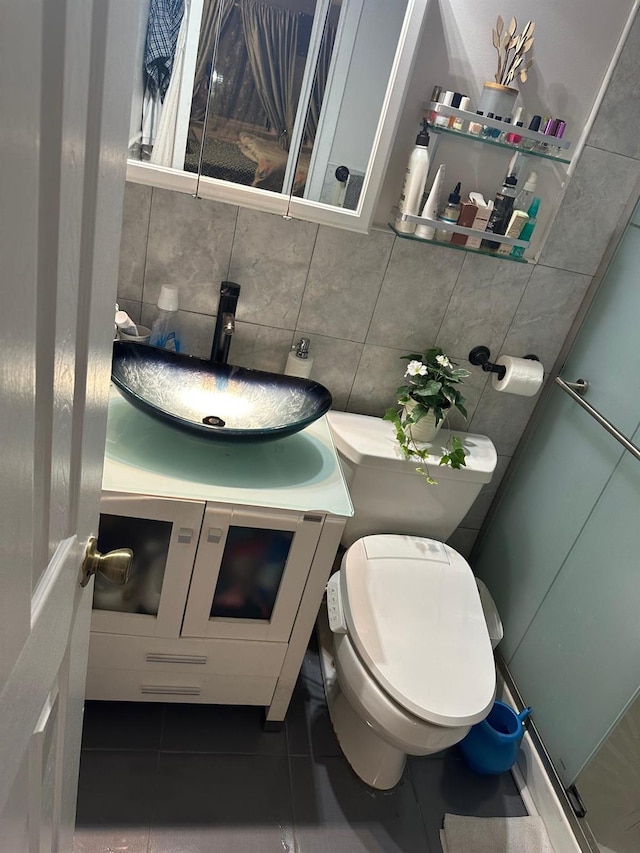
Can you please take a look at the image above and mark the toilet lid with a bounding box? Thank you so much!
[340,535,496,727]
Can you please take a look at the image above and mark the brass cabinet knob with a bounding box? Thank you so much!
[80,536,133,588]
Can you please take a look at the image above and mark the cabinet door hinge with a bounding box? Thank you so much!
[565,784,587,818]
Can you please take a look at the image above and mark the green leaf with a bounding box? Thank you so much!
[412,380,442,397]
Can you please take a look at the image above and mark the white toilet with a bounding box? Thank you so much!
[318,411,501,789]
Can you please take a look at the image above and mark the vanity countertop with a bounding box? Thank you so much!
[103,386,353,517]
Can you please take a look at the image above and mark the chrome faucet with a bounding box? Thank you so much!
[210,281,240,364]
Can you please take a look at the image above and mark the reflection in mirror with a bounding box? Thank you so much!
[187,0,338,194]
[126,0,410,212]
[292,0,408,211]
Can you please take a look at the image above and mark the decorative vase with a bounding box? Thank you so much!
[404,399,443,443]
[478,82,519,118]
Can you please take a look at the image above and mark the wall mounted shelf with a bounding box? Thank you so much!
[390,207,530,263]
[424,102,572,165]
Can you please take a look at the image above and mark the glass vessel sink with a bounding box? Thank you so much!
[111,341,332,442]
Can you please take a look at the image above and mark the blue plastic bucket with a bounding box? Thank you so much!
[459,701,532,775]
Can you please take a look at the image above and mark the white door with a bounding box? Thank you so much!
[0,2,137,850]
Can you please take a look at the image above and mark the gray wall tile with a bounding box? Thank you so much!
[539,146,640,275]
[436,254,532,360]
[297,227,394,342]
[501,265,592,369]
[367,241,464,349]
[117,183,152,301]
[294,332,363,411]
[588,12,640,159]
[347,344,407,416]
[228,209,318,330]
[468,378,543,456]
[144,189,238,313]
[228,322,294,373]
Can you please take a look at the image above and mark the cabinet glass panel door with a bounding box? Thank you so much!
[210,526,294,620]
[91,494,205,639]
[183,504,324,641]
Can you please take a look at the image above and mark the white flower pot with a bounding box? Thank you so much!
[478,82,519,118]
[404,400,443,443]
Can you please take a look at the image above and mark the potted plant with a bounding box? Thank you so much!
[384,347,470,484]
[479,16,535,118]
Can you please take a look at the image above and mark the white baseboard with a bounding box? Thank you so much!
[500,679,583,853]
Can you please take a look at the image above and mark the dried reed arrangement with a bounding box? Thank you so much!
[492,16,535,86]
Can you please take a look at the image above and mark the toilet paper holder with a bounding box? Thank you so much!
[469,346,540,380]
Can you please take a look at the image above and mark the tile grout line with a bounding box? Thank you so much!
[291,222,321,335]
[139,186,154,306]
[432,251,467,347]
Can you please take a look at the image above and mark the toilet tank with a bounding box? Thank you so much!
[327,411,497,548]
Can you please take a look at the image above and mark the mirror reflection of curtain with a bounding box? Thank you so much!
[191,0,235,121]
[305,20,336,144]
[240,0,300,151]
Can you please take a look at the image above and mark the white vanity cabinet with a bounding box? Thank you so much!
[86,388,352,722]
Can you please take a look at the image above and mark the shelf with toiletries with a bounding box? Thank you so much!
[388,211,529,264]
[424,103,572,165]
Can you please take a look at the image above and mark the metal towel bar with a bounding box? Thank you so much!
[555,377,640,463]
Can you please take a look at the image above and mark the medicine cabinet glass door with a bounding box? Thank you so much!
[92,494,204,639]
[182,504,323,641]
[126,0,426,230]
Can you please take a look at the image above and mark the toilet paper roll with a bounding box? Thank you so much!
[491,355,544,396]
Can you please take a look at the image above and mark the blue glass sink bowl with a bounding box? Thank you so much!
[111,341,333,442]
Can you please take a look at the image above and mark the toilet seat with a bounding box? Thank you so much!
[340,535,496,727]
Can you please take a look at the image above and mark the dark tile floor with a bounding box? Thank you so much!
[74,647,527,853]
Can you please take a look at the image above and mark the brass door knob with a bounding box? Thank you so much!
[80,536,133,588]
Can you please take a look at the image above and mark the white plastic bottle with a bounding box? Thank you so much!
[394,121,430,234]
[149,285,181,351]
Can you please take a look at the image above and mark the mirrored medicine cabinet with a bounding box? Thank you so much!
[126,0,429,232]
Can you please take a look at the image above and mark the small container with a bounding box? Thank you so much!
[448,92,463,128]
[490,117,503,139]
[521,115,542,150]
[149,285,181,351]
[435,181,462,242]
[552,119,567,155]
[536,118,559,153]
[435,90,454,126]
[426,85,442,124]
[481,112,495,138]
[450,95,471,131]
[468,110,484,136]
[498,117,512,142]
[506,107,525,145]
[478,82,519,118]
[459,702,532,775]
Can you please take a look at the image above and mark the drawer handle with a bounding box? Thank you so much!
[141,684,201,696]
[177,527,193,544]
[145,653,207,665]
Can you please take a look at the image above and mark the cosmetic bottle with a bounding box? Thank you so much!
[426,85,442,123]
[511,197,540,258]
[490,117,503,139]
[481,113,495,138]
[521,115,542,151]
[496,210,530,255]
[450,96,471,131]
[468,111,484,136]
[447,93,463,128]
[536,118,559,153]
[514,171,537,213]
[415,164,445,240]
[498,117,512,142]
[149,285,181,351]
[394,120,430,234]
[435,182,462,242]
[481,175,518,251]
[435,91,454,126]
[506,107,525,144]
[552,120,567,156]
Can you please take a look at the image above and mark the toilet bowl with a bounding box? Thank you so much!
[317,411,500,789]
[319,535,496,789]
